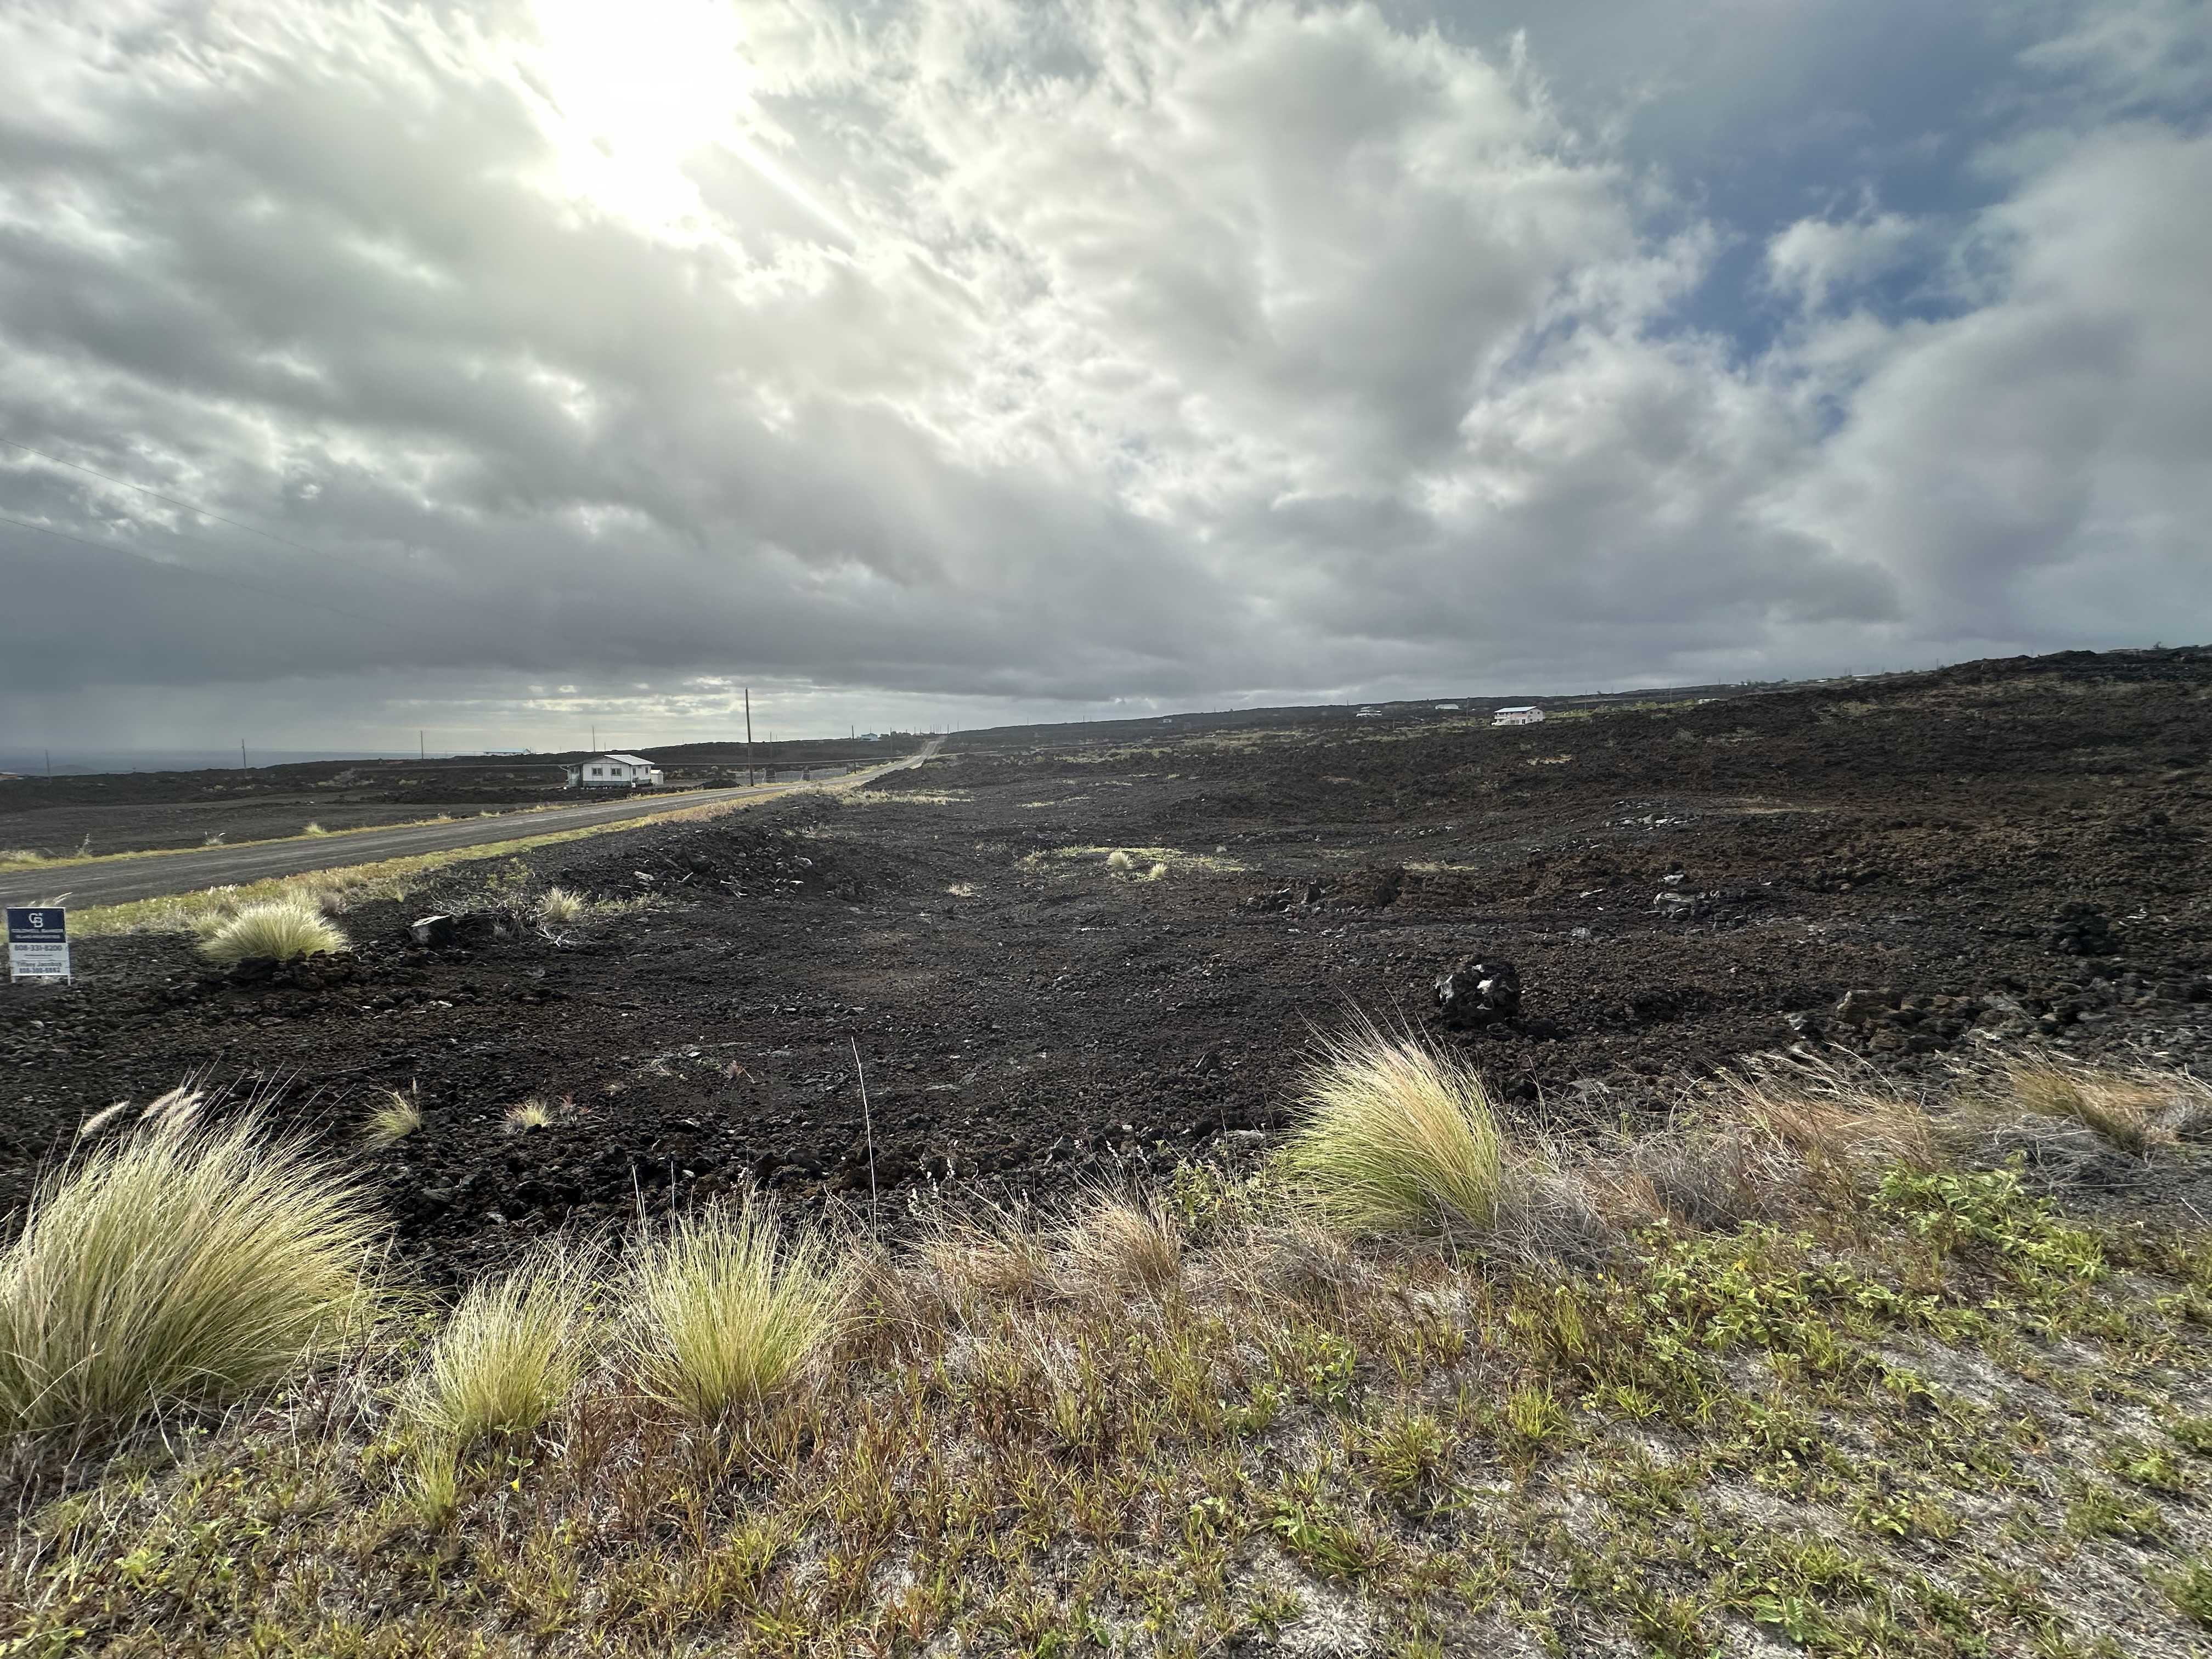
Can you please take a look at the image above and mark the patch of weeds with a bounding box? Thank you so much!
[2108,1437,2193,1496]
[1222,1380,1284,1438]
[1355,1407,1451,1508]
[1600,1446,1703,1519]
[1641,1227,1884,1370]
[1849,1487,1962,1543]
[1496,1383,1573,1463]
[1265,1471,1384,1580]
[1238,1587,1305,1637]
[1166,1161,1273,1240]
[1726,1391,1838,1490]
[1876,1164,2107,1286]
[2066,1480,2172,1545]
[2166,1415,2212,1457]
[2152,1558,2212,1627]
[1270,1325,1358,1410]
[1624,1588,1711,1657]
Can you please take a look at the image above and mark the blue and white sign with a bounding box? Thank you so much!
[5,906,70,981]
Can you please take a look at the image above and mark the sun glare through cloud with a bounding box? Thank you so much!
[515,0,854,246]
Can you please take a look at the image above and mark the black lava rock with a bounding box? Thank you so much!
[1434,958,1521,1029]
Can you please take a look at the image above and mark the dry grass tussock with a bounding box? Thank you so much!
[1020,843,1249,876]
[910,1206,1062,1317]
[503,1097,556,1133]
[364,1088,421,1147]
[400,1240,600,1463]
[620,1199,848,1426]
[196,898,347,966]
[0,1101,381,1438]
[1993,1053,2212,1154]
[1473,1046,2212,1249]
[536,885,586,925]
[1283,1023,1506,1237]
[1706,1049,1938,1176]
[1064,1188,1183,1295]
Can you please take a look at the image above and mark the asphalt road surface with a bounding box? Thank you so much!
[0,744,938,911]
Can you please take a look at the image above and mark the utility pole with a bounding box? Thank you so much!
[419,730,425,761]
[591,723,597,753]
[44,748,52,777]
[744,686,753,786]
[240,739,248,770]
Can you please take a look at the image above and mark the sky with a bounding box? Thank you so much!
[1,0,2207,756]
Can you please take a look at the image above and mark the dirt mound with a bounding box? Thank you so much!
[548,818,889,904]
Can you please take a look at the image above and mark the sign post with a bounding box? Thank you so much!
[5,907,70,982]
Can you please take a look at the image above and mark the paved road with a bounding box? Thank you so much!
[0,743,939,910]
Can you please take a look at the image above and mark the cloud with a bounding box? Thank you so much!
[0,0,2204,747]
[1765,211,1924,314]
[1774,127,2212,643]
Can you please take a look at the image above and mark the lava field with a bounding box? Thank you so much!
[4,647,2209,1279]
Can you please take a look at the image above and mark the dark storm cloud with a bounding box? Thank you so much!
[0,0,2207,747]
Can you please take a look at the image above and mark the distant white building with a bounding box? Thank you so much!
[1493,706,1544,727]
[1355,706,1383,719]
[565,752,663,788]
[1434,703,1460,712]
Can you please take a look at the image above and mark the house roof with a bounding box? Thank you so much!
[598,753,655,766]
[1495,706,1539,714]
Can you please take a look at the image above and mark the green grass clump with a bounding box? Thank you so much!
[2157,1559,2212,1628]
[403,1243,599,1455]
[1283,1025,1506,1235]
[622,1200,846,1425]
[0,1111,382,1437]
[197,899,347,966]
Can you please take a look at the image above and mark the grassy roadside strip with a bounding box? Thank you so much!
[0,799,610,873]
[63,782,849,939]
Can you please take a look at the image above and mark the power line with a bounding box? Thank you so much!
[0,436,336,563]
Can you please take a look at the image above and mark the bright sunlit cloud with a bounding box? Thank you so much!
[509,0,861,249]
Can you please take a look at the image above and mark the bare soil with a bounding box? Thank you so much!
[4,646,2209,1280]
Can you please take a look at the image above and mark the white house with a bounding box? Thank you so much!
[1355,706,1383,719]
[1434,703,1461,712]
[565,752,663,788]
[1492,706,1544,727]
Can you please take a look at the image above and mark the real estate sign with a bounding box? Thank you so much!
[5,906,70,981]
